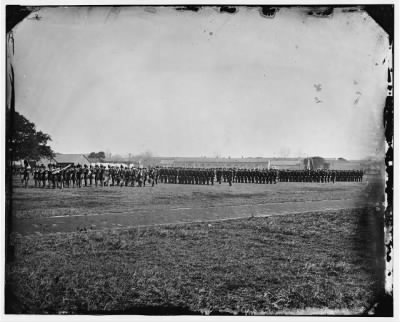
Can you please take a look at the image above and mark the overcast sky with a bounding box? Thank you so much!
[10,6,389,159]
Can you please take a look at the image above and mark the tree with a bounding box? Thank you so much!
[88,151,105,160]
[6,110,54,161]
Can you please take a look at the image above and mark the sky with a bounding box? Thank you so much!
[9,6,389,159]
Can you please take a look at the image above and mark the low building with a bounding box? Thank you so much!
[86,157,103,165]
[270,159,303,170]
[327,159,363,170]
[154,157,303,169]
[53,154,90,167]
[157,157,270,168]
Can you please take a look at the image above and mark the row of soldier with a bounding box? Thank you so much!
[158,168,279,185]
[278,169,364,183]
[19,164,364,189]
[28,164,157,189]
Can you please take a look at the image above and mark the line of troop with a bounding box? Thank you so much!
[28,164,156,189]
[278,169,364,183]
[19,164,364,189]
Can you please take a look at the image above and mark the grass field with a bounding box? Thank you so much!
[14,185,365,217]
[5,176,385,314]
[11,177,378,221]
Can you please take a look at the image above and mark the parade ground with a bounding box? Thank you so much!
[6,175,385,314]
[11,177,380,235]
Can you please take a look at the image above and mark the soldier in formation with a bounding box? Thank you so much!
[21,161,30,188]
[233,168,278,184]
[159,168,216,185]
[26,164,364,189]
[277,169,363,183]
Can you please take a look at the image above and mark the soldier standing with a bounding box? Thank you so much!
[33,166,39,188]
[71,165,77,188]
[64,167,71,188]
[137,168,143,187]
[103,165,109,186]
[131,167,137,187]
[52,165,58,188]
[98,165,104,187]
[149,167,155,187]
[57,166,64,189]
[41,165,47,188]
[115,165,120,186]
[76,164,82,188]
[215,168,221,184]
[154,167,159,185]
[82,165,88,187]
[22,163,30,188]
[145,168,150,186]
[193,169,197,185]
[143,168,148,186]
[38,166,44,187]
[124,166,130,186]
[110,166,115,186]
[46,165,52,188]
[117,165,124,187]
[47,164,53,188]
[210,168,215,185]
[88,165,93,186]
[93,165,99,187]
[227,168,233,186]
[51,164,57,188]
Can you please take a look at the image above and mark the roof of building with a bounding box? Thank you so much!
[171,157,272,163]
[270,160,301,166]
[160,160,174,164]
[54,154,90,165]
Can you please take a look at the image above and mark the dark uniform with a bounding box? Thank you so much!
[226,168,233,186]
[41,165,47,188]
[22,166,30,188]
[83,165,89,187]
[89,165,94,186]
[76,165,83,188]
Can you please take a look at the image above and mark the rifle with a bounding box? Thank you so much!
[51,164,71,174]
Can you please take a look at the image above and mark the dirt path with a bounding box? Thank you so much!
[13,198,371,235]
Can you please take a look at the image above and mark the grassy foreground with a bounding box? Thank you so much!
[6,207,382,315]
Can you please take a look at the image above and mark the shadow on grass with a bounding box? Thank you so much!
[355,205,391,317]
[5,283,199,315]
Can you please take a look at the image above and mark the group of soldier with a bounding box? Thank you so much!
[18,163,364,189]
[25,164,157,189]
[158,168,280,185]
[278,169,364,183]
